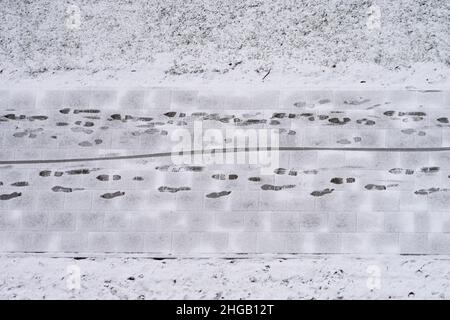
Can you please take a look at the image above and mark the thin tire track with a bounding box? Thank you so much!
[1,146,450,165]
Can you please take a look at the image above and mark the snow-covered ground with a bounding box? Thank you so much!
[1,0,450,300]
[1,0,449,89]
[1,254,450,300]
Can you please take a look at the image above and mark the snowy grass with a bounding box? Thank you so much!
[0,0,449,87]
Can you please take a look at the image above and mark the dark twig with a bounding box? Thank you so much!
[262,68,271,81]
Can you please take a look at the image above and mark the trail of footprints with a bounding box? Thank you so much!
[2,98,450,202]
[1,165,449,202]
[1,106,450,149]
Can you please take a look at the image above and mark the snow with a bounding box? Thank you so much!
[1,254,449,299]
[0,0,449,89]
[1,0,450,300]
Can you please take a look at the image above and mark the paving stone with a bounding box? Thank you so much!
[429,234,450,254]
[90,90,117,109]
[58,232,89,252]
[104,213,130,231]
[143,88,172,109]
[4,232,60,252]
[172,232,228,254]
[115,233,145,252]
[334,90,388,110]
[400,233,429,254]
[36,90,65,110]
[0,211,22,230]
[117,90,146,111]
[88,232,117,253]
[77,211,104,231]
[144,232,172,253]
[63,90,91,108]
[384,212,415,232]
[299,213,328,232]
[271,213,300,232]
[170,90,198,110]
[162,213,214,232]
[243,213,271,232]
[8,91,36,109]
[357,212,385,233]
[328,212,357,232]
[0,90,10,109]
[228,232,257,253]
[47,211,76,231]
[256,232,289,253]
[341,233,399,254]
